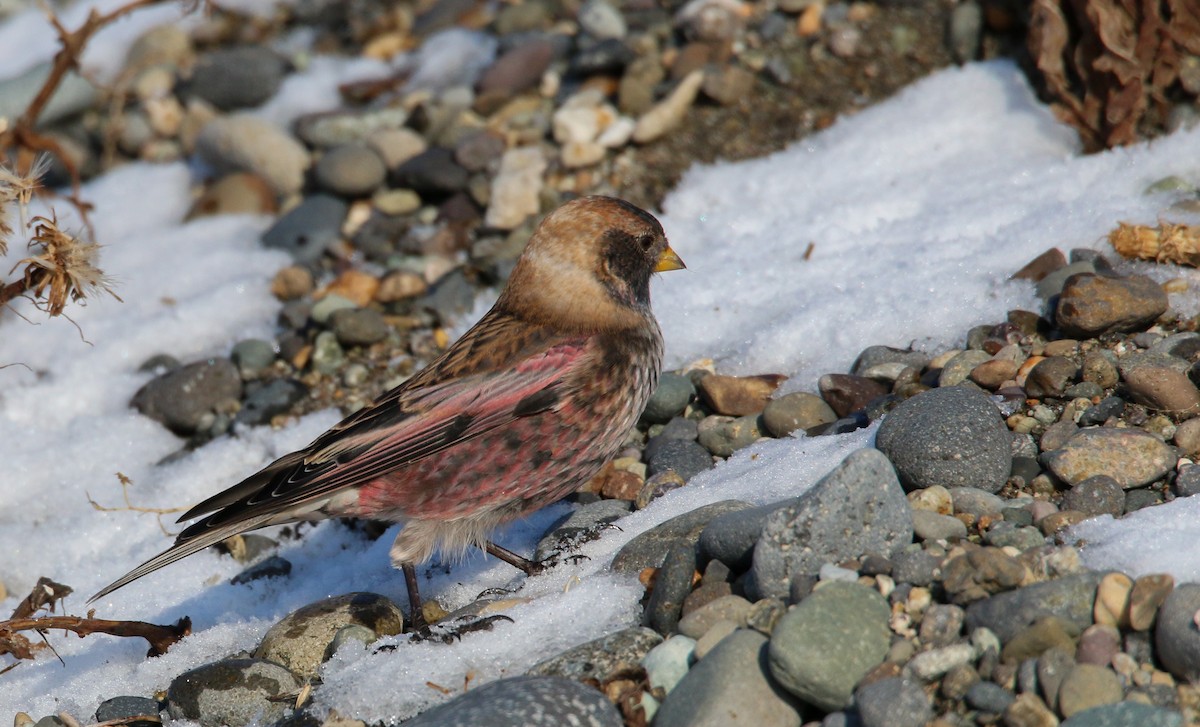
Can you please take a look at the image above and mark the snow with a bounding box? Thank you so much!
[3,4,1200,723]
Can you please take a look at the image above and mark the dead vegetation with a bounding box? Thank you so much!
[1028,0,1200,151]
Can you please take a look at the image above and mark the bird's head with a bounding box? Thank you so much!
[499,196,685,331]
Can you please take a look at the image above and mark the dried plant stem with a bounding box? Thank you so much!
[0,614,192,657]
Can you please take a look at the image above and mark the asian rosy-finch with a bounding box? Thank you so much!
[92,195,685,623]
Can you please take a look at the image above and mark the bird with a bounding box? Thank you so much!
[91,195,685,627]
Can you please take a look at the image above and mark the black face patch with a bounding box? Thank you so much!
[602,228,655,307]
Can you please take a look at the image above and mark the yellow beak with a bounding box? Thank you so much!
[654,245,686,273]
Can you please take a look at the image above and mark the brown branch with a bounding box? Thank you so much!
[0,615,192,658]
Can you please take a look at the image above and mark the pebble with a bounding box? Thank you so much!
[641,634,697,694]
[485,146,546,229]
[854,676,932,727]
[188,172,278,218]
[950,488,1006,517]
[875,385,1012,493]
[329,307,389,347]
[262,194,348,263]
[1124,365,1200,416]
[645,541,698,634]
[1058,663,1123,717]
[818,373,890,417]
[1024,356,1079,399]
[645,436,714,481]
[906,642,976,680]
[768,581,891,711]
[1056,273,1169,338]
[1076,624,1121,666]
[762,391,838,436]
[939,350,991,387]
[196,115,310,197]
[230,338,276,377]
[919,603,966,647]
[131,358,242,435]
[964,571,1104,643]
[752,448,912,599]
[1062,475,1125,517]
[1043,428,1177,489]
[633,70,704,143]
[167,658,301,727]
[699,501,779,571]
[475,40,556,110]
[697,373,784,416]
[255,592,405,678]
[694,619,739,658]
[642,372,696,424]
[1130,573,1174,631]
[612,500,751,573]
[852,346,931,375]
[1154,583,1200,681]
[891,548,942,586]
[1094,572,1133,629]
[1003,693,1059,727]
[911,509,968,541]
[229,555,291,585]
[697,414,763,456]
[678,595,753,639]
[94,696,160,726]
[654,630,802,727]
[314,143,387,197]
[236,378,308,427]
[185,46,287,110]
[401,675,623,727]
[0,62,98,127]
[941,547,1026,604]
[367,127,428,168]
[1002,615,1079,662]
[390,146,469,194]
[1059,702,1183,726]
[529,627,662,682]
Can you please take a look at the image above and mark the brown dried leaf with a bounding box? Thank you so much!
[1109,221,1200,266]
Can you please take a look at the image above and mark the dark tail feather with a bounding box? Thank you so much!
[88,513,276,603]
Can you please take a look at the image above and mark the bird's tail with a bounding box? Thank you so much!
[88,513,277,603]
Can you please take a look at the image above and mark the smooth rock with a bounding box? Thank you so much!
[644,541,697,635]
[485,146,546,229]
[612,500,751,573]
[1043,428,1177,489]
[819,373,889,418]
[939,350,992,387]
[751,449,912,600]
[1024,356,1079,399]
[965,571,1103,643]
[402,675,623,727]
[196,115,310,197]
[854,676,932,727]
[678,595,753,639]
[1154,583,1200,682]
[645,437,714,482]
[1124,366,1200,417]
[762,392,837,437]
[768,581,890,711]
[186,46,286,110]
[641,634,697,694]
[642,372,696,424]
[262,194,348,263]
[131,358,242,435]
[529,627,662,682]
[655,630,801,727]
[1063,475,1125,517]
[1058,663,1123,718]
[167,658,301,727]
[1056,273,1168,338]
[237,378,308,427]
[699,501,781,571]
[329,308,389,347]
[698,373,784,416]
[876,386,1012,493]
[633,70,704,144]
[1060,702,1182,726]
[255,592,404,678]
[912,510,968,541]
[314,143,387,197]
[390,146,469,194]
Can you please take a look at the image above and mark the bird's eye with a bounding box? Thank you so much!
[638,235,654,251]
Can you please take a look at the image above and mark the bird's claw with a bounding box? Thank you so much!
[408,614,514,644]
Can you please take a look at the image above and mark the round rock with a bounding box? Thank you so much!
[254,592,405,678]
[131,358,242,435]
[196,115,310,197]
[875,386,1012,493]
[185,46,287,110]
[1056,273,1168,338]
[402,675,623,727]
[641,372,695,424]
[762,392,837,437]
[768,581,891,712]
[167,658,301,727]
[314,143,386,197]
[854,677,932,727]
[1043,428,1177,489]
[1155,583,1200,682]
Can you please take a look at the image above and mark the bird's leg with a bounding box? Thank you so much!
[402,563,427,631]
[483,540,548,576]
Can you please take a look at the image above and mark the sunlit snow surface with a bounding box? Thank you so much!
[3,2,1200,720]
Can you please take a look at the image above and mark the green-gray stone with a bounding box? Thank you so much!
[767,581,891,711]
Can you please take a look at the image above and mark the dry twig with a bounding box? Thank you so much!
[0,614,192,658]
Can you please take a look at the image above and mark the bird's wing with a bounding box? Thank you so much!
[90,334,590,602]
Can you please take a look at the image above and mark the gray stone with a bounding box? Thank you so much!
[678,595,754,639]
[642,634,696,695]
[854,677,932,727]
[644,541,697,635]
[1063,475,1125,517]
[1155,583,1200,682]
[529,627,662,682]
[230,339,276,377]
[329,307,389,347]
[642,372,695,424]
[891,548,942,586]
[751,449,912,599]
[314,143,387,197]
[850,346,930,377]
[1059,702,1182,727]
[699,501,782,571]
[236,378,308,427]
[132,358,242,435]
[296,108,413,148]
[1037,261,1096,299]
[261,194,348,263]
[655,630,802,727]
[697,414,764,456]
[938,350,992,387]
[964,680,1015,713]
[1043,428,1177,489]
[0,62,97,126]
[911,509,968,541]
[167,658,301,727]
[964,571,1104,642]
[876,386,1012,492]
[950,488,1006,517]
[645,437,714,482]
[94,696,160,725]
[768,581,891,711]
[612,500,751,573]
[254,592,405,678]
[402,675,623,727]
[390,146,469,194]
[185,46,286,110]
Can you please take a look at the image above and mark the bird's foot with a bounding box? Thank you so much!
[408,614,514,644]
